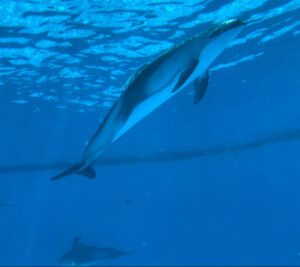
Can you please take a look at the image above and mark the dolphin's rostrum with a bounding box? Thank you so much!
[51,19,246,181]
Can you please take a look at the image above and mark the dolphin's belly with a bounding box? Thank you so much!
[79,66,183,162]
[111,22,245,143]
[112,66,203,142]
[113,79,179,142]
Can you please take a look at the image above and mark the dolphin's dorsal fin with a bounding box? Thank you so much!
[193,70,209,104]
[172,59,198,93]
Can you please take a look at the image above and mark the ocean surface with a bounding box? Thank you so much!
[1,0,300,266]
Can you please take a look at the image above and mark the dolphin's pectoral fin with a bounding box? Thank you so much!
[193,70,210,104]
[78,166,96,178]
[50,163,96,181]
[171,59,198,93]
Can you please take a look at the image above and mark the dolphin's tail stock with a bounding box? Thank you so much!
[50,163,96,181]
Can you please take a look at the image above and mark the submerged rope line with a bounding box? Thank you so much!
[0,128,299,175]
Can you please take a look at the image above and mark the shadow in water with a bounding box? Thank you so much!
[0,128,299,175]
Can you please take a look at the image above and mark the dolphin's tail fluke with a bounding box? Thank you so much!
[50,163,96,181]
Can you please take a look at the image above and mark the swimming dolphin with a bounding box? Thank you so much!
[58,236,133,266]
[0,197,15,207]
[51,19,246,181]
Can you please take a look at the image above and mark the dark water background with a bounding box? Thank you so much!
[0,0,300,265]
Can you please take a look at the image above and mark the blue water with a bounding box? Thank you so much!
[1,0,300,265]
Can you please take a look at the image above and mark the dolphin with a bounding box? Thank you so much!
[51,19,246,181]
[58,236,134,266]
[0,197,15,207]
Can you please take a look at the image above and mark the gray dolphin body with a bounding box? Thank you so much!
[58,237,132,266]
[51,19,246,181]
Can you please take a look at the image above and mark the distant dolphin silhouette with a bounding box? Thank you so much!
[50,19,246,181]
[0,197,15,207]
[58,236,134,266]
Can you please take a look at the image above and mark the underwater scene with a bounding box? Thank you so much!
[1,0,300,266]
